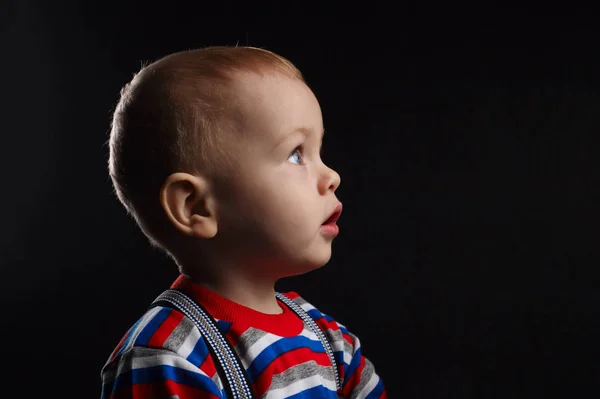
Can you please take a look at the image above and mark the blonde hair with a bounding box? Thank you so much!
[108,46,304,256]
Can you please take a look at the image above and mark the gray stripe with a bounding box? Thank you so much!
[163,315,194,353]
[212,372,224,391]
[349,357,375,399]
[269,361,335,390]
[234,327,268,353]
[290,295,308,308]
[317,320,354,364]
[323,325,345,346]
[291,295,331,319]
[343,338,354,357]
[101,361,118,384]
[112,347,174,377]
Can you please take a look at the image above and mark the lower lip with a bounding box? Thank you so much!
[320,223,339,236]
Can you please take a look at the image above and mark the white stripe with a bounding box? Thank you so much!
[352,335,363,359]
[298,325,319,341]
[343,334,363,371]
[265,374,336,399]
[356,371,379,399]
[298,301,332,323]
[132,350,209,376]
[239,332,283,366]
[177,324,202,359]
[300,315,353,366]
[331,338,353,366]
[299,302,317,312]
[124,307,162,352]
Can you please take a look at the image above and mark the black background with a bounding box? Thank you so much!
[2,5,600,398]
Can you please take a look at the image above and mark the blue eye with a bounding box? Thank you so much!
[288,148,304,165]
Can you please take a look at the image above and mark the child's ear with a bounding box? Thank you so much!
[160,173,218,239]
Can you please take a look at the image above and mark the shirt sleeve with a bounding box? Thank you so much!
[286,291,387,399]
[101,346,224,399]
[338,329,387,399]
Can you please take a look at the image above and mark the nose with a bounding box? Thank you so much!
[318,163,341,195]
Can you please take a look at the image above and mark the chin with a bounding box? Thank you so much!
[293,255,331,276]
[275,244,332,277]
[285,263,326,278]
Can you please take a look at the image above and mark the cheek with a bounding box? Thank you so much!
[229,168,316,227]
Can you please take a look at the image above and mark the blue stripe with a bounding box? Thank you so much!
[134,308,172,346]
[307,308,324,320]
[338,325,350,336]
[118,318,144,357]
[186,336,210,368]
[113,365,222,397]
[322,314,335,322]
[307,308,335,322]
[216,320,232,335]
[333,350,347,381]
[366,376,385,398]
[246,336,327,383]
[344,346,362,386]
[100,382,113,399]
[307,309,337,332]
[285,384,337,399]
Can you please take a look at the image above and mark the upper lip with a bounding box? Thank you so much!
[323,202,343,225]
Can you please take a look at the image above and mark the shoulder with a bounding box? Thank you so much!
[281,291,347,328]
[281,292,387,397]
[102,305,216,378]
[106,305,205,361]
[101,305,224,397]
[280,291,356,350]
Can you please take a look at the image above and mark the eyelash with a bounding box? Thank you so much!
[289,145,324,165]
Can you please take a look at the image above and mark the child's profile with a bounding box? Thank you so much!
[101,46,386,399]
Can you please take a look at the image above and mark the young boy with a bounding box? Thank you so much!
[101,46,387,399]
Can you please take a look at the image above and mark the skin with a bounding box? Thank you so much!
[160,72,341,314]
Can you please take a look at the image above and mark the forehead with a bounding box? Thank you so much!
[231,72,323,143]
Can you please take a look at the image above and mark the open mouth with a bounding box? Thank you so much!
[323,204,343,225]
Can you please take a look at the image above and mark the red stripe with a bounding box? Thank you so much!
[109,331,130,363]
[342,354,366,397]
[114,380,221,399]
[254,347,332,397]
[199,351,217,379]
[281,291,300,300]
[315,317,342,334]
[312,314,353,346]
[342,331,354,346]
[148,310,184,347]
[225,327,240,348]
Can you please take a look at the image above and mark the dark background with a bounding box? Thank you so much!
[2,5,599,397]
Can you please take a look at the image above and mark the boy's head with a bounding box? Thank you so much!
[109,46,341,280]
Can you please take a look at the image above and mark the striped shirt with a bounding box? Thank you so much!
[101,275,387,398]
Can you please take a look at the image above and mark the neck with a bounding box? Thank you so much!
[184,266,283,315]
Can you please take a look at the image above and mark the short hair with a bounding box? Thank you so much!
[108,46,304,258]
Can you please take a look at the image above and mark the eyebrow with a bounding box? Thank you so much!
[272,126,325,151]
[294,126,325,141]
